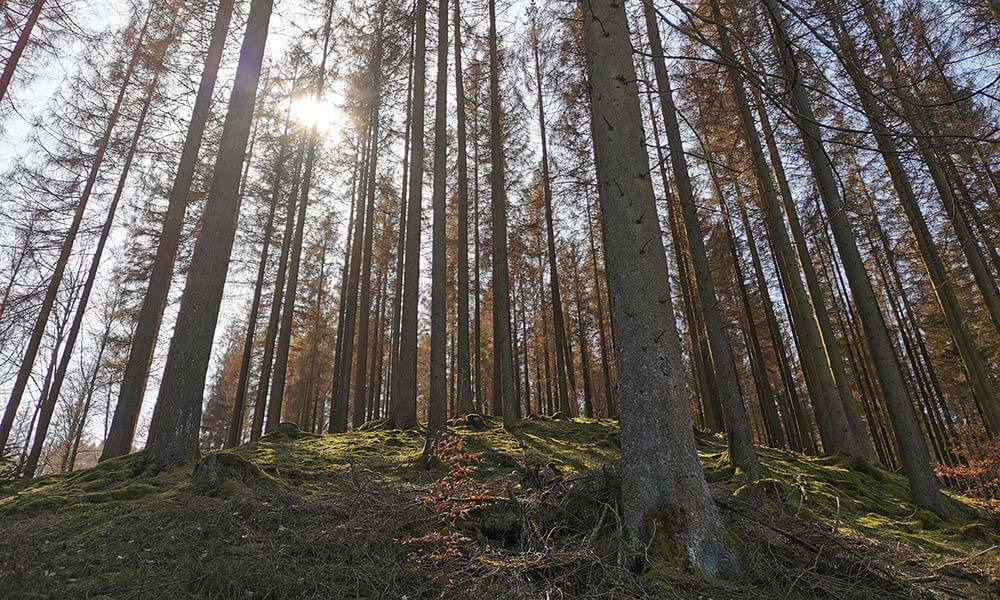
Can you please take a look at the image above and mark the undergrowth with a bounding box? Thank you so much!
[0,417,996,599]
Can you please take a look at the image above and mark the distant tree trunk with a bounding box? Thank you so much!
[572,264,594,418]
[581,0,732,576]
[1,12,151,454]
[267,2,334,433]
[761,0,945,516]
[351,0,388,430]
[424,0,449,457]
[453,0,475,416]
[584,200,615,417]
[385,23,414,428]
[530,17,573,417]
[250,139,305,440]
[226,125,288,448]
[334,124,371,432]
[67,318,112,471]
[643,0,759,479]
[391,0,428,429]
[148,0,274,465]
[102,0,235,460]
[487,0,517,430]
[0,0,45,104]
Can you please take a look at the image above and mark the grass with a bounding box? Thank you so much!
[0,417,997,599]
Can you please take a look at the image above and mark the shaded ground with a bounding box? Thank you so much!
[0,417,997,599]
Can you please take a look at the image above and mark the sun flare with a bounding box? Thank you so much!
[290,95,342,141]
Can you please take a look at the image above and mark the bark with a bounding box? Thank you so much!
[149,0,273,465]
[102,0,235,460]
[453,0,475,416]
[425,0,449,457]
[582,0,732,576]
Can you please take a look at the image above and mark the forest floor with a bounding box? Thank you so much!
[0,416,997,599]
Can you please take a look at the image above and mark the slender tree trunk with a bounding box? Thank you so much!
[102,0,235,460]
[584,200,615,417]
[149,0,274,465]
[267,3,333,432]
[250,139,304,440]
[0,0,45,104]
[68,319,112,471]
[424,0,450,457]
[391,0,428,429]
[453,0,475,416]
[488,0,517,430]
[582,0,732,575]
[643,0,759,479]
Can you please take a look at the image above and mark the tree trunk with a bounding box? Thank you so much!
[0,0,45,104]
[581,0,732,576]
[453,0,475,416]
[643,0,759,479]
[391,0,428,429]
[488,0,517,430]
[148,0,273,465]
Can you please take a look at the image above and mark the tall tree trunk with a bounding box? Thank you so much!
[761,0,945,515]
[453,0,475,416]
[250,139,305,440]
[581,0,732,576]
[148,0,274,465]
[1,12,151,453]
[584,200,615,417]
[102,0,235,460]
[67,318,112,471]
[351,0,388,430]
[391,0,428,429]
[643,0,760,479]
[530,17,573,417]
[0,0,45,104]
[424,0,449,457]
[487,0,517,430]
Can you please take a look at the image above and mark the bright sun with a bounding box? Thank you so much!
[290,95,342,142]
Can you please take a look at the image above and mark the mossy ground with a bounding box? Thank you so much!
[0,417,996,599]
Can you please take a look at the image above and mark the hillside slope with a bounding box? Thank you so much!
[1,417,997,599]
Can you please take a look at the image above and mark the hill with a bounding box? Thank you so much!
[1,417,997,599]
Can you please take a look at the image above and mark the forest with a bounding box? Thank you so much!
[0,0,999,597]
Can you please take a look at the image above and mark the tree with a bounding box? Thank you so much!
[580,0,731,577]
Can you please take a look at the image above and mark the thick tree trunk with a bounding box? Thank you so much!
[149,0,273,465]
[102,0,235,460]
[581,0,732,576]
